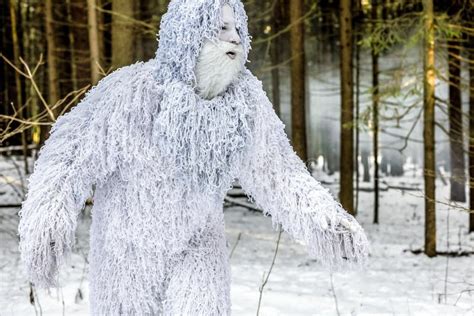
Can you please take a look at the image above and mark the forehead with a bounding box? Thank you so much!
[221,4,235,22]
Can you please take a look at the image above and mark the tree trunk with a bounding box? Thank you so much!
[339,0,354,214]
[362,149,371,182]
[70,0,91,89]
[289,0,307,160]
[447,0,465,204]
[448,39,466,202]
[372,0,380,224]
[65,0,78,93]
[88,0,101,84]
[423,0,437,257]
[270,0,282,117]
[9,0,29,172]
[354,23,361,215]
[23,0,41,147]
[111,0,134,69]
[45,0,59,111]
[469,32,474,233]
[0,1,7,115]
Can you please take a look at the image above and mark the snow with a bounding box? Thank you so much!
[0,156,473,315]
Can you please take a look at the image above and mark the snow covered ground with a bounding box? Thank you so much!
[0,156,473,315]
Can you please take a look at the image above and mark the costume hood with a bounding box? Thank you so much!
[154,0,251,85]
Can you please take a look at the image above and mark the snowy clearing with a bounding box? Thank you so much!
[0,157,473,315]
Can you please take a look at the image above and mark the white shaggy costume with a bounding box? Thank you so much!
[18,0,370,314]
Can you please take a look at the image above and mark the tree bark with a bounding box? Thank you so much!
[448,39,466,202]
[469,32,474,233]
[354,23,361,215]
[423,0,437,257]
[339,0,354,214]
[9,0,29,172]
[372,0,380,224]
[361,149,370,182]
[65,0,78,95]
[45,0,59,110]
[270,0,282,118]
[111,0,134,69]
[88,0,101,84]
[289,0,307,161]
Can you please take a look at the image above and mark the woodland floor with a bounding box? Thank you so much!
[0,156,473,315]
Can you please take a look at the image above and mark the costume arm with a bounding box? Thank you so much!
[237,72,370,269]
[17,65,143,288]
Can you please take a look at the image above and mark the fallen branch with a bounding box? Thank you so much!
[224,196,262,212]
[406,248,474,257]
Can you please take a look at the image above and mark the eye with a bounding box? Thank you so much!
[221,26,227,30]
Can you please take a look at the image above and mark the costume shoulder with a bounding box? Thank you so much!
[233,68,282,131]
[233,69,271,111]
[84,60,163,116]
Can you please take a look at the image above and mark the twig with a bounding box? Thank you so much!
[229,232,242,260]
[59,284,65,316]
[256,226,282,315]
[329,272,341,316]
[454,288,474,306]
[30,282,43,316]
[443,207,451,304]
[18,56,55,120]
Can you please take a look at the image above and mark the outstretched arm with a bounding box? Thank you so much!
[237,72,370,269]
[17,62,157,288]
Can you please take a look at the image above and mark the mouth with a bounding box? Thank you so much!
[226,51,237,60]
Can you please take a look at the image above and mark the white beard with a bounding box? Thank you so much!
[194,39,244,100]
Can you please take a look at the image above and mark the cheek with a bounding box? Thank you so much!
[219,31,230,42]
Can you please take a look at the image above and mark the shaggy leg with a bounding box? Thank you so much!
[163,227,231,316]
[88,237,166,315]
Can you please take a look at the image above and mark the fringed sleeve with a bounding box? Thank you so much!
[237,72,370,270]
[17,62,154,288]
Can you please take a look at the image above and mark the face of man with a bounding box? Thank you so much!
[219,4,241,47]
[194,4,244,100]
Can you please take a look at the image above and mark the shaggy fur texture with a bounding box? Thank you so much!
[17,0,370,315]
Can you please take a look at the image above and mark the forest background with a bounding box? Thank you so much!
[1,0,474,315]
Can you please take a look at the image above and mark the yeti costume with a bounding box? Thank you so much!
[18,0,370,314]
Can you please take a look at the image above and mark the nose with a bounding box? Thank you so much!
[229,29,241,45]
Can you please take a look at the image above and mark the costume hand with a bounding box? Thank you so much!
[23,237,60,288]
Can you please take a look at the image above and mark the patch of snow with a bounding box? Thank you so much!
[0,155,473,315]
